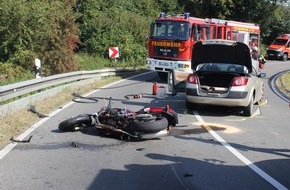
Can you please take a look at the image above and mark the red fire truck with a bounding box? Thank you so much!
[146,13,260,80]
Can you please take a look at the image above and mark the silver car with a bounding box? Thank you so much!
[168,40,266,116]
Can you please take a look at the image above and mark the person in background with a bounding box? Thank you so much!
[252,46,259,60]
[258,55,266,69]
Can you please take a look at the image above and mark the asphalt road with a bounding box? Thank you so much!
[0,60,289,190]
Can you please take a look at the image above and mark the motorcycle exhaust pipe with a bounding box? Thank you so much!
[96,124,139,138]
[140,128,170,139]
[96,124,172,140]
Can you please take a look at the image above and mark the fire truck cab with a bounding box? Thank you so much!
[267,34,290,61]
[146,13,211,80]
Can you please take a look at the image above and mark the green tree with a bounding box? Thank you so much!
[0,0,79,76]
[75,0,181,66]
[180,0,233,19]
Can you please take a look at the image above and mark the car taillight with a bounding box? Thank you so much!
[231,76,248,86]
[187,74,198,84]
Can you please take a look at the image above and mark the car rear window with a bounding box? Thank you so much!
[197,63,248,73]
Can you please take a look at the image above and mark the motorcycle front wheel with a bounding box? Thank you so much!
[130,117,168,133]
[58,114,92,132]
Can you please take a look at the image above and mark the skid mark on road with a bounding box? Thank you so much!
[193,110,288,190]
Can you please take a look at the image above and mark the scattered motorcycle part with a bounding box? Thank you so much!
[28,105,48,118]
[133,94,142,99]
[125,94,143,99]
[10,135,33,143]
[72,92,99,103]
[71,141,82,149]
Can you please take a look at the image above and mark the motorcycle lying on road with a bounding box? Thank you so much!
[58,97,178,140]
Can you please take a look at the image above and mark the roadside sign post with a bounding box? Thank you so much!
[109,47,120,69]
[35,58,41,78]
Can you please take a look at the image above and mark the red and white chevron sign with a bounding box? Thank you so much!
[109,47,119,58]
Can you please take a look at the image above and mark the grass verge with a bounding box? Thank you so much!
[276,71,290,98]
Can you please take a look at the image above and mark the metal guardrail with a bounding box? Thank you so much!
[0,68,136,116]
[0,68,134,103]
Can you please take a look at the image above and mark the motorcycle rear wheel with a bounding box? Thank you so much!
[58,114,92,132]
[130,117,168,133]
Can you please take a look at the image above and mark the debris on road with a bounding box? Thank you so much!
[28,105,48,118]
[10,135,33,143]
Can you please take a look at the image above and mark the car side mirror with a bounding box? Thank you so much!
[259,73,266,78]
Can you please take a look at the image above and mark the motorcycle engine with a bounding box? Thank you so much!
[106,119,117,126]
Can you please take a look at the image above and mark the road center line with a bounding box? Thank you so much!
[193,110,288,190]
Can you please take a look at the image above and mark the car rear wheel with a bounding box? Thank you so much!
[186,100,196,111]
[243,95,254,117]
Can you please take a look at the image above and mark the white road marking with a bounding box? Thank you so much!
[0,105,72,160]
[271,71,290,103]
[193,110,288,190]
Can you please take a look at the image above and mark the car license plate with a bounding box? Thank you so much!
[207,93,220,96]
[159,62,169,66]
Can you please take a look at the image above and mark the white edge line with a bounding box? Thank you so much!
[0,71,152,160]
[271,71,290,103]
[193,111,288,190]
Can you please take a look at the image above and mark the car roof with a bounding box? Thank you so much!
[191,40,252,73]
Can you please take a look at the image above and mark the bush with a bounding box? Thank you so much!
[0,0,79,75]
[0,62,34,85]
[75,53,108,70]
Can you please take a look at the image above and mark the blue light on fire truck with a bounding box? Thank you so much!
[159,12,165,18]
[184,13,190,19]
